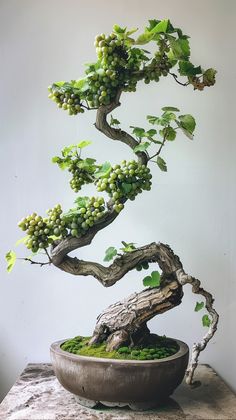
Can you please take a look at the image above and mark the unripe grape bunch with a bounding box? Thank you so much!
[96,160,152,213]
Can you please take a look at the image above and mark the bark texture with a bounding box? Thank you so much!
[90,280,183,350]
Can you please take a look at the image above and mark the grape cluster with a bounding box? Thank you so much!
[18,205,66,253]
[47,205,67,237]
[18,198,107,252]
[48,85,84,116]
[96,160,152,213]
[85,68,121,107]
[63,197,106,237]
[68,159,95,192]
[94,33,128,69]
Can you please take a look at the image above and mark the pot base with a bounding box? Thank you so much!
[75,395,168,410]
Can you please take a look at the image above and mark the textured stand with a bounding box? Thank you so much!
[0,364,236,419]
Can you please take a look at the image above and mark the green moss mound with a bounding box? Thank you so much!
[60,335,179,360]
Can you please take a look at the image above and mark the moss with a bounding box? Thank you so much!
[60,335,179,361]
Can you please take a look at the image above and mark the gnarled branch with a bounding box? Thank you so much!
[95,90,148,165]
[51,92,148,265]
[52,242,183,286]
[176,268,219,385]
[51,207,118,266]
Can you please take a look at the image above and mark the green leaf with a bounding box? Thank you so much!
[169,37,190,60]
[146,115,160,125]
[146,129,157,137]
[78,158,97,172]
[178,114,196,139]
[6,250,16,273]
[120,241,136,253]
[161,111,177,125]
[156,156,167,172]
[178,61,202,76]
[103,246,117,262]
[54,81,65,87]
[15,236,29,246]
[161,106,180,112]
[135,20,169,45]
[94,161,112,178]
[61,145,76,157]
[130,126,146,138]
[121,183,132,194]
[52,156,61,163]
[150,19,169,34]
[146,19,161,31]
[135,32,154,45]
[203,68,217,86]
[195,301,204,312]
[143,271,161,288]
[160,126,176,141]
[133,142,150,152]
[127,28,138,36]
[51,156,70,170]
[77,140,92,149]
[113,24,127,34]
[110,115,120,126]
[73,78,87,90]
[74,196,90,208]
[202,314,211,327]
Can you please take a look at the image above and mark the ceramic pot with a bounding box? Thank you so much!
[50,338,189,410]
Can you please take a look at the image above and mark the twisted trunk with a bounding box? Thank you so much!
[89,279,183,350]
[50,94,219,385]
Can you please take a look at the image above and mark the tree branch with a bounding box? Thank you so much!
[176,268,219,385]
[52,242,183,286]
[95,89,148,165]
[51,207,119,266]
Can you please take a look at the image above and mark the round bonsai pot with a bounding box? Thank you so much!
[50,338,189,410]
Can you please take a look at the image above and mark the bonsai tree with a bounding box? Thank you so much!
[7,19,218,385]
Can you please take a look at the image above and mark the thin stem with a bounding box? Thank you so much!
[44,248,52,262]
[148,133,167,161]
[169,72,190,87]
[19,257,51,267]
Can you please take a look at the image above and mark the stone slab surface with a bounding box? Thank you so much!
[0,363,235,419]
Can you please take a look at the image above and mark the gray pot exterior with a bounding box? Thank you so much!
[50,338,189,407]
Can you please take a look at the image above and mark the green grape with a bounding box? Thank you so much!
[48,85,85,116]
[59,196,107,239]
[96,160,152,213]
[18,204,68,252]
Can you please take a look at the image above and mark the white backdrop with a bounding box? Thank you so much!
[0,0,235,401]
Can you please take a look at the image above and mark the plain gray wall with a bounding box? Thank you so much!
[0,0,235,402]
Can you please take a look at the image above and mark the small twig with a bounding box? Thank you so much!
[81,101,97,111]
[148,134,167,161]
[19,257,51,267]
[169,72,190,87]
[44,248,52,262]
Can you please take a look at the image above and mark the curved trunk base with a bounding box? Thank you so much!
[89,279,183,351]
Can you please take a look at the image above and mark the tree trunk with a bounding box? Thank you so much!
[89,278,183,350]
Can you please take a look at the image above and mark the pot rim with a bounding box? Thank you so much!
[50,337,189,365]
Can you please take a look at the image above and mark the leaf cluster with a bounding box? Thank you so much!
[130,107,196,171]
